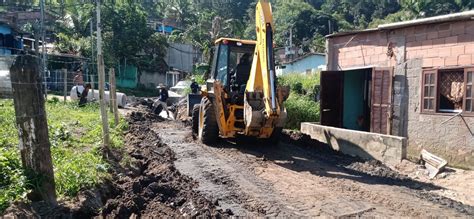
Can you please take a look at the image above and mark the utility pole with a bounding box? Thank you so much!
[40,0,47,98]
[96,0,110,149]
[89,14,95,93]
[10,55,57,206]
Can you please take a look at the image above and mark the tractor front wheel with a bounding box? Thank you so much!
[198,97,219,144]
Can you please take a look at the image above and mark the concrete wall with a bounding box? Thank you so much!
[166,43,200,73]
[0,56,14,98]
[139,71,166,89]
[301,123,407,166]
[327,19,474,169]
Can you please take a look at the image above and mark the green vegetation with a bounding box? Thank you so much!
[279,73,320,130]
[0,99,127,213]
[3,0,471,71]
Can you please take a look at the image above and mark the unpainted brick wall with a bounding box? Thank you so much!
[327,20,474,169]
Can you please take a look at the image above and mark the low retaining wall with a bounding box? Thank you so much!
[301,123,407,166]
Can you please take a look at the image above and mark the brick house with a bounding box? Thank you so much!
[322,11,474,169]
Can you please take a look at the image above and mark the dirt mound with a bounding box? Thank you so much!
[174,98,190,122]
[4,110,224,218]
[129,110,164,123]
[101,112,225,218]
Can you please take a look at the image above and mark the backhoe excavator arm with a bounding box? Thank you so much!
[244,0,287,137]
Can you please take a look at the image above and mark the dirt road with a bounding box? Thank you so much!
[153,120,474,217]
[5,107,471,218]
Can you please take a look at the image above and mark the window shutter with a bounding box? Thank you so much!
[464,68,474,113]
[421,70,437,113]
[371,68,393,135]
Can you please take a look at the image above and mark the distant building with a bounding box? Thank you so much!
[0,22,23,97]
[135,43,202,89]
[0,22,23,55]
[276,53,326,76]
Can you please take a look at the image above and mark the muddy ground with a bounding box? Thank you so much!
[4,105,474,218]
[4,108,227,218]
[152,119,474,217]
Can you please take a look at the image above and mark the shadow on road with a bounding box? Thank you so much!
[212,132,443,192]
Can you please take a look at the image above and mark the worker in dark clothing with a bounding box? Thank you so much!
[190,78,199,94]
[233,53,252,93]
[153,84,171,118]
[78,83,92,107]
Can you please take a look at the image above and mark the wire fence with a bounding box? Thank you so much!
[3,53,122,148]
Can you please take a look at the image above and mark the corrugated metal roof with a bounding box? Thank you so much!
[327,10,474,38]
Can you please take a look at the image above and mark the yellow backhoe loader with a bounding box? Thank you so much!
[192,0,288,144]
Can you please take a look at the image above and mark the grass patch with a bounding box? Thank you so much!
[284,94,320,130]
[0,99,127,213]
[279,73,320,130]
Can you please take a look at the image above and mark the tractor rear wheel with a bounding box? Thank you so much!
[191,104,200,139]
[198,97,219,144]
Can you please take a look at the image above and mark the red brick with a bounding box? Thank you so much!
[345,51,353,58]
[438,30,451,38]
[458,34,473,43]
[466,44,474,54]
[466,22,474,34]
[415,34,427,42]
[339,52,345,59]
[451,22,465,35]
[415,25,427,34]
[439,47,451,57]
[432,57,445,67]
[416,50,425,58]
[438,23,451,31]
[425,48,439,58]
[451,45,465,56]
[366,48,375,56]
[445,36,458,44]
[347,58,355,66]
[422,40,433,49]
[354,57,364,65]
[370,55,379,63]
[445,56,458,66]
[406,35,417,42]
[406,41,422,51]
[427,32,438,40]
[458,54,472,65]
[423,58,433,67]
[433,38,445,45]
[405,27,415,35]
[374,46,384,54]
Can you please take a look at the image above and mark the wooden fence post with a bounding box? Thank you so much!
[10,55,57,205]
[97,0,110,149]
[109,68,119,126]
[90,74,95,99]
[108,69,113,113]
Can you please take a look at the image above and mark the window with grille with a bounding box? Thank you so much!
[421,68,474,114]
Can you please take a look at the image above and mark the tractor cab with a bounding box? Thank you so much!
[210,38,255,104]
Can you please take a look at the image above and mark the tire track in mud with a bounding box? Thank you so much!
[154,123,298,217]
[155,121,473,217]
